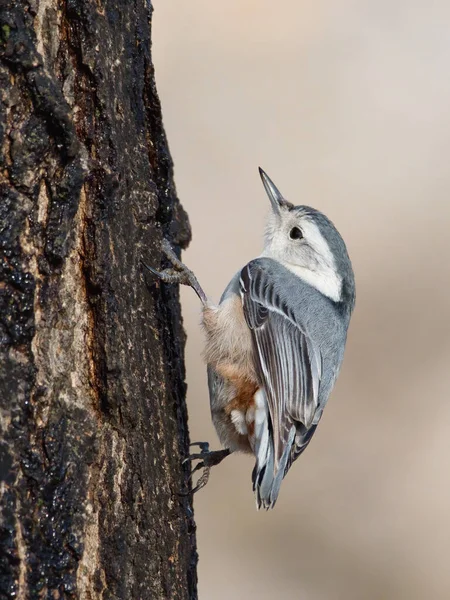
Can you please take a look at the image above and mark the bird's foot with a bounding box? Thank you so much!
[182,442,231,494]
[141,239,207,304]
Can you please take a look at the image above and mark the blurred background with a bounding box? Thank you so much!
[153,1,450,598]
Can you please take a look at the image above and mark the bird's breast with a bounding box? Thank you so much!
[202,293,254,378]
[202,293,260,452]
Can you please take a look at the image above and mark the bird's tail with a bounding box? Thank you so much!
[251,389,295,510]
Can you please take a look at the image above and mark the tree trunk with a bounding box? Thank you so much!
[0,1,197,598]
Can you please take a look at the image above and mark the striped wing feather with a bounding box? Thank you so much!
[240,261,322,469]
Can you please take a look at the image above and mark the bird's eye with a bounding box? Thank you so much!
[289,227,303,240]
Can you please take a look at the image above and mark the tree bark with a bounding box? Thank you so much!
[0,1,197,598]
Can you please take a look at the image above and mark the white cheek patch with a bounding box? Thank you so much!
[262,217,342,302]
[301,219,336,266]
[294,219,342,301]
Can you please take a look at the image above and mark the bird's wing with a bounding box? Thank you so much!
[240,260,322,469]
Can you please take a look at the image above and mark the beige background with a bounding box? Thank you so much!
[153,2,450,598]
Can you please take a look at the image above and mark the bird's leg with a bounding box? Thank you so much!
[141,239,207,305]
[182,442,231,494]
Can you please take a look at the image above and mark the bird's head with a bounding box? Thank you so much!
[259,168,355,307]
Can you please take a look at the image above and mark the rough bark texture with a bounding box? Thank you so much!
[0,0,197,598]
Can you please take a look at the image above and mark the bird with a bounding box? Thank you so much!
[142,168,355,509]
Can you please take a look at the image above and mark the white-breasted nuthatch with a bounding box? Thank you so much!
[144,168,355,509]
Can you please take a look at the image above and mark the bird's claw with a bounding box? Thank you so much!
[141,240,207,304]
[161,238,181,265]
[180,443,231,495]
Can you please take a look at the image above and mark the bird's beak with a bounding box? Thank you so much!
[258,167,293,214]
